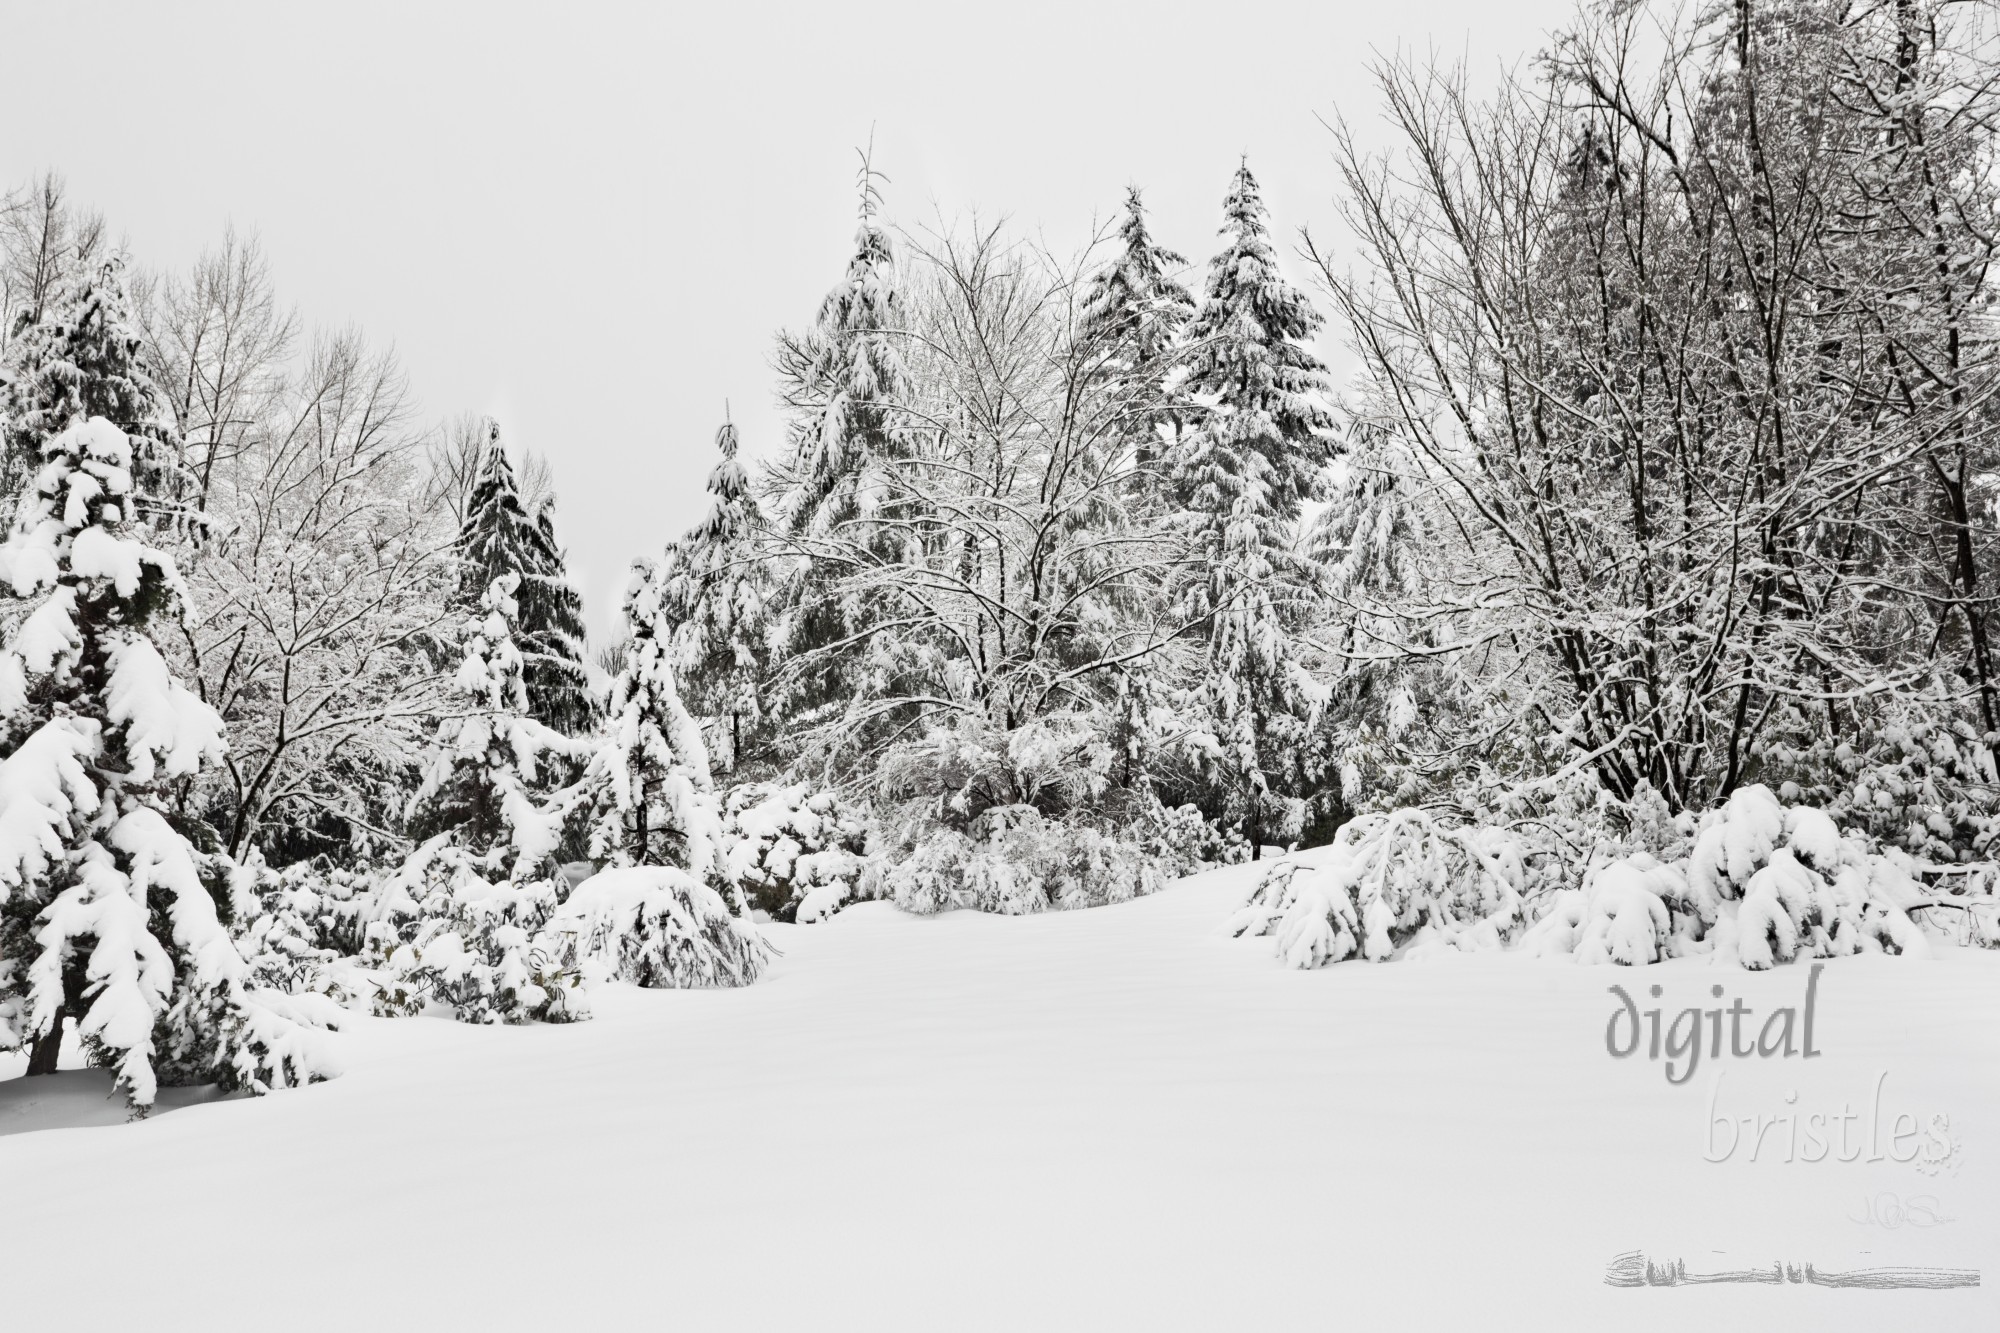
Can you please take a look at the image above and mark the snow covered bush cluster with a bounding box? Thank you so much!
[869,807,1163,917]
[721,782,870,922]
[360,841,584,1025]
[1235,785,1997,970]
[1227,809,1533,967]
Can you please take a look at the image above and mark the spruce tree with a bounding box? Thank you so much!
[1175,161,1335,857]
[455,420,598,737]
[0,417,333,1106]
[380,574,583,1024]
[663,414,771,775]
[766,156,914,755]
[408,574,569,869]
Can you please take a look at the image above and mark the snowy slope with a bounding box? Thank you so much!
[3,863,1996,1331]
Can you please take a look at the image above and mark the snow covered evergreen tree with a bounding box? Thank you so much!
[1081,187,1194,371]
[765,154,915,762]
[370,574,585,1024]
[455,419,598,737]
[1079,186,1194,466]
[576,563,729,873]
[1,254,181,518]
[663,415,771,775]
[1173,161,1334,856]
[0,416,335,1107]
[544,562,769,987]
[776,157,909,537]
[407,574,573,868]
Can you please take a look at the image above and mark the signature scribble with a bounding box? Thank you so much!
[1605,1250,1980,1290]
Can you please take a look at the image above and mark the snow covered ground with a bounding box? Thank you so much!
[4,861,1996,1331]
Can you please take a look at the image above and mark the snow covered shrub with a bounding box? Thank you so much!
[1227,808,1529,966]
[1513,786,1945,968]
[865,714,1175,914]
[1763,707,2000,865]
[720,781,870,922]
[365,839,585,1024]
[876,713,1115,833]
[1680,786,1933,968]
[1142,800,1248,873]
[0,417,338,1108]
[544,864,770,988]
[871,807,1162,916]
[864,829,968,916]
[1518,855,1682,965]
[225,853,372,1007]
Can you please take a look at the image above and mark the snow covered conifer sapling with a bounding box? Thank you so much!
[0,416,337,1108]
[544,563,769,988]
[375,574,586,1024]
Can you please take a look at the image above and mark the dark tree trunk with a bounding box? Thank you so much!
[25,1009,64,1076]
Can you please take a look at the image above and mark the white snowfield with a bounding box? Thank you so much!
[4,862,1996,1332]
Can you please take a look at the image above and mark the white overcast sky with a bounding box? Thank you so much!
[2,0,1570,639]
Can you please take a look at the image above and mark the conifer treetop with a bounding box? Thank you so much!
[454,418,598,736]
[1179,159,1335,502]
[2,254,183,507]
[1081,186,1195,369]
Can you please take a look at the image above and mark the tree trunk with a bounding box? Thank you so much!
[25,1009,64,1076]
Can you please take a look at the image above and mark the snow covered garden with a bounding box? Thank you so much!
[3,0,2000,1322]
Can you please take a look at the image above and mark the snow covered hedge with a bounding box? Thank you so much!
[1230,785,2000,970]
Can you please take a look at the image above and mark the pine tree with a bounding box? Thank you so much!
[0,417,333,1107]
[1,254,181,517]
[1175,161,1335,857]
[455,419,598,737]
[663,414,771,775]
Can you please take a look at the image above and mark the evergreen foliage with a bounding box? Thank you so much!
[455,420,597,737]
[0,418,336,1107]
